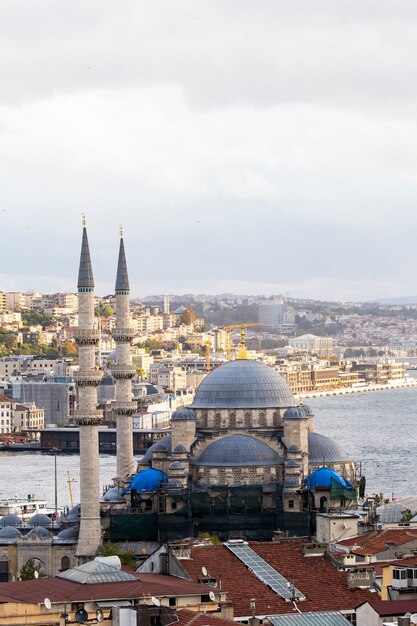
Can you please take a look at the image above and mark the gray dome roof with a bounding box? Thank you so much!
[54,527,79,544]
[169,461,183,470]
[0,526,22,539]
[26,526,52,539]
[191,360,294,409]
[101,487,123,502]
[308,432,351,463]
[283,407,306,420]
[171,407,196,421]
[193,434,281,467]
[65,504,80,522]
[28,514,53,528]
[143,435,172,461]
[173,444,187,454]
[0,514,21,527]
[283,476,300,488]
[285,459,301,468]
[288,445,300,452]
[301,404,314,416]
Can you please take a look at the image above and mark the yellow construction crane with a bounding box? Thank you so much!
[220,323,264,359]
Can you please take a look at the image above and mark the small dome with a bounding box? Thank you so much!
[0,514,21,528]
[126,468,168,493]
[26,526,52,539]
[28,514,52,528]
[65,504,80,522]
[308,432,351,463]
[283,407,306,420]
[54,527,79,544]
[288,445,300,452]
[0,526,22,539]
[171,407,196,421]
[169,461,182,470]
[143,435,172,462]
[193,434,281,467]
[191,360,294,409]
[304,467,353,490]
[173,444,187,454]
[101,487,123,502]
[301,404,314,417]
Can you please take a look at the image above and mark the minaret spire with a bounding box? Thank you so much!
[111,230,136,479]
[77,219,95,290]
[74,221,103,562]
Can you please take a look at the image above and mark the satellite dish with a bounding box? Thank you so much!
[44,598,52,610]
[34,570,39,579]
[75,608,89,624]
[202,566,208,577]
[96,609,104,623]
[151,596,161,607]
[209,591,216,602]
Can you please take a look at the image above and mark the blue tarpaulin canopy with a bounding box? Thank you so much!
[124,468,167,493]
[304,467,353,490]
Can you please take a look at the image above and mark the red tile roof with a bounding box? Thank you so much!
[179,541,371,617]
[0,573,213,605]
[359,597,417,616]
[338,529,417,556]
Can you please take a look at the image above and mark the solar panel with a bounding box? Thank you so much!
[225,541,305,601]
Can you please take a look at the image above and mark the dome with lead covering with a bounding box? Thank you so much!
[308,432,351,463]
[191,360,294,409]
[0,526,22,540]
[26,526,52,539]
[143,435,172,461]
[54,527,79,544]
[283,407,306,420]
[193,434,281,467]
[171,407,196,421]
[28,514,53,528]
[0,514,21,528]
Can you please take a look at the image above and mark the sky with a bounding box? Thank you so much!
[1,1,417,302]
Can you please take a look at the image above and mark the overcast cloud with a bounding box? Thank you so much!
[1,1,417,301]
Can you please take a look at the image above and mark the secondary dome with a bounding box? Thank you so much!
[0,514,21,528]
[308,432,351,463]
[126,468,168,493]
[191,360,294,409]
[193,434,281,467]
[28,514,53,528]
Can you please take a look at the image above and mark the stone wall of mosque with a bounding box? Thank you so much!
[191,463,282,487]
[195,408,287,430]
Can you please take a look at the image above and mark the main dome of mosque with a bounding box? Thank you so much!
[191,360,294,409]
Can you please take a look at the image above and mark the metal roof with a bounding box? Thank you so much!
[58,561,137,584]
[308,432,351,463]
[77,226,95,289]
[268,612,351,625]
[193,434,281,467]
[191,360,294,409]
[115,236,130,292]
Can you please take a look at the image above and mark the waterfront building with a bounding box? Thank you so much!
[13,402,44,431]
[0,394,13,434]
[290,334,334,357]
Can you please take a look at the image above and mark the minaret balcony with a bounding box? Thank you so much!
[110,365,136,380]
[112,401,137,416]
[73,370,103,386]
[75,409,103,426]
[112,327,135,342]
[73,329,100,345]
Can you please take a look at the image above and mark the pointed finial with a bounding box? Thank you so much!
[120,224,123,238]
[237,323,249,360]
[82,213,86,228]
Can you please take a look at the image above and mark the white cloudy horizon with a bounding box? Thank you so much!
[1,1,417,302]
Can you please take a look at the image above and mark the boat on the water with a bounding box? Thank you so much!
[0,496,61,521]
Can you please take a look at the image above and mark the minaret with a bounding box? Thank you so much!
[111,228,136,478]
[74,217,103,561]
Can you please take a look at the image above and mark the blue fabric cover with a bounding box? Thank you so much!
[125,468,167,493]
[304,467,353,490]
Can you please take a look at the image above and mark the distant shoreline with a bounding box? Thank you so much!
[299,378,417,399]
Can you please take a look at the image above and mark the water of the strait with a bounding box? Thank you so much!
[0,382,417,507]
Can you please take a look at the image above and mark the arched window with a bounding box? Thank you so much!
[244,412,251,428]
[201,411,208,427]
[215,413,221,427]
[272,411,279,426]
[259,412,266,427]
[61,555,70,571]
[229,412,236,428]
[0,556,9,583]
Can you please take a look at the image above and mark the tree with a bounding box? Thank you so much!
[19,559,42,580]
[180,308,197,325]
[400,508,416,523]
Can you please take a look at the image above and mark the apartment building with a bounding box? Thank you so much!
[289,334,334,357]
[0,395,13,434]
[0,292,6,313]
[13,403,45,430]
